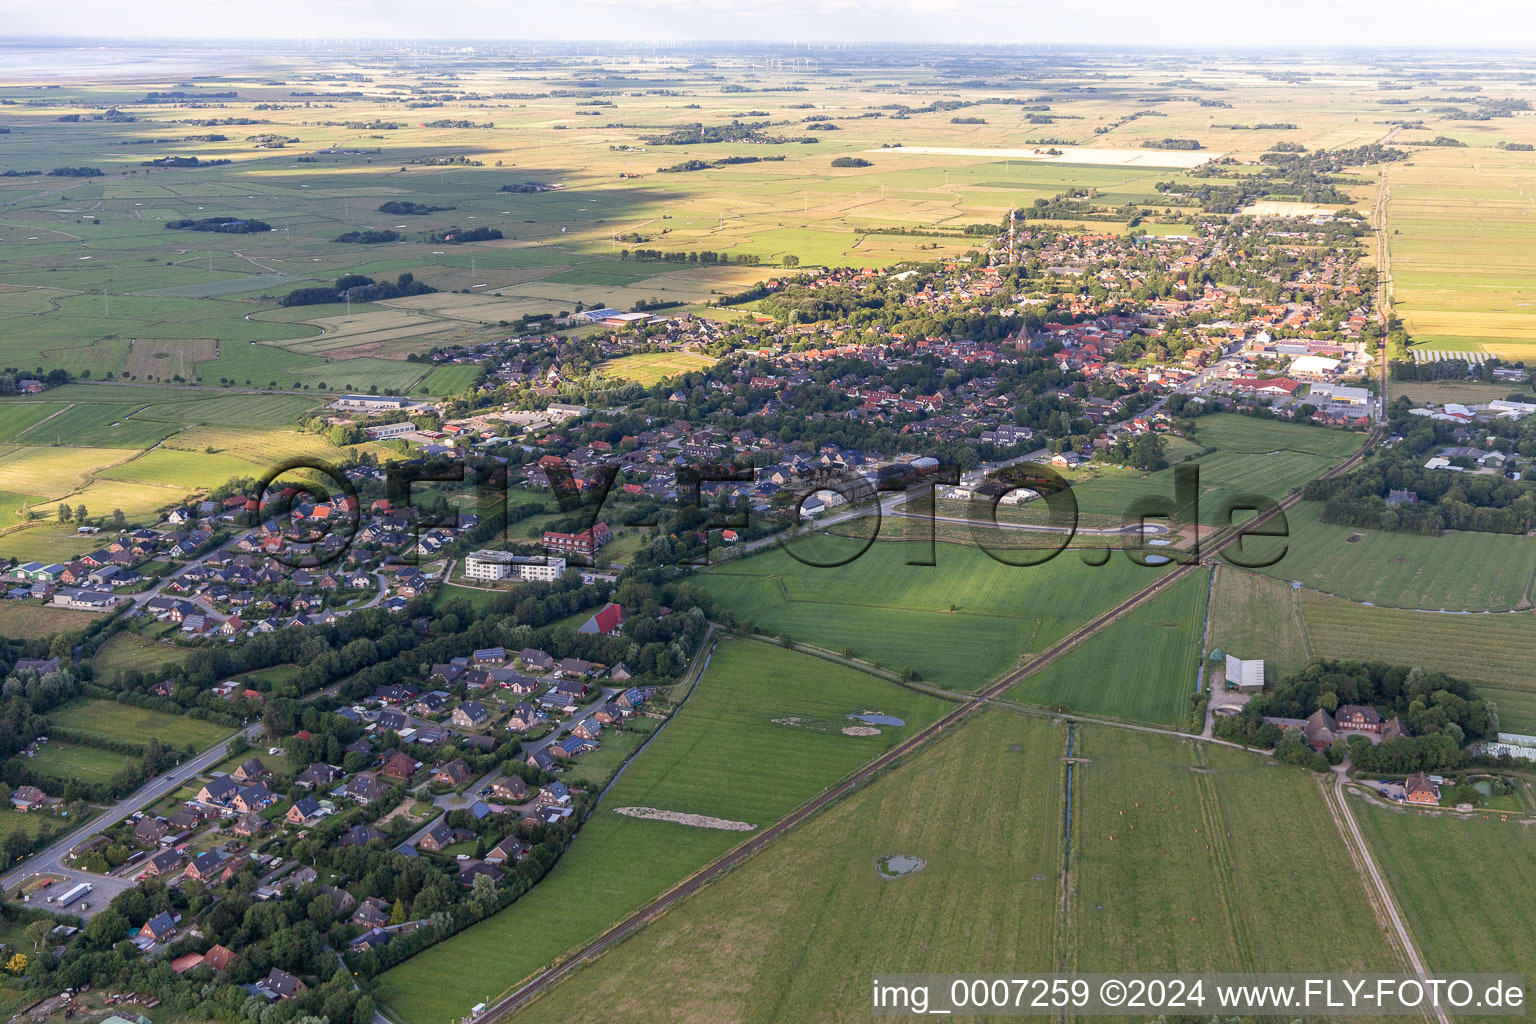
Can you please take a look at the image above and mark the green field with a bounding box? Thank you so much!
[1252,502,1536,612]
[48,697,232,752]
[1296,590,1536,734]
[503,710,1063,1024]
[596,351,717,386]
[699,537,1169,689]
[502,715,1402,1023]
[1356,795,1536,975]
[374,637,952,1024]
[28,740,127,784]
[1207,568,1314,680]
[1070,727,1398,975]
[0,601,101,640]
[1066,415,1366,527]
[92,631,195,677]
[1008,569,1209,726]
[1208,570,1536,733]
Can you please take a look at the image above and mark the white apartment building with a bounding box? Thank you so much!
[464,550,567,583]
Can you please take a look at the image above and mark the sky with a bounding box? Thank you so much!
[6,0,1536,48]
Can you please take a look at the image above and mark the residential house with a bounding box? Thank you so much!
[451,701,489,729]
[285,797,326,826]
[1405,772,1440,805]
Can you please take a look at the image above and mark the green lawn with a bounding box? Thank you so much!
[1009,568,1209,726]
[699,536,1170,689]
[373,636,952,1024]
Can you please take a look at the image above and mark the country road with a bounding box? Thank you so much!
[1323,772,1450,1024]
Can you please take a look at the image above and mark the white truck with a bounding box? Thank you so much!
[56,882,92,908]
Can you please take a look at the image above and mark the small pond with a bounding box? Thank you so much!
[848,713,906,726]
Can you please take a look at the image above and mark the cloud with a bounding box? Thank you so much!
[5,0,1536,45]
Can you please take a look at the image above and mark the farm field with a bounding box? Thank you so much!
[373,637,952,1024]
[503,714,1407,1023]
[1355,795,1536,975]
[596,351,717,386]
[1221,575,1536,733]
[1007,568,1209,727]
[697,535,1169,689]
[28,740,127,784]
[1206,568,1314,680]
[501,710,1064,1024]
[1068,727,1400,975]
[1251,502,1536,612]
[47,698,232,752]
[1295,590,1536,733]
[1387,147,1536,361]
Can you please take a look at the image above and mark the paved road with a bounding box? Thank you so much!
[2,723,261,918]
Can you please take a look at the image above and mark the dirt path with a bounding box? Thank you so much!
[1321,772,1448,1024]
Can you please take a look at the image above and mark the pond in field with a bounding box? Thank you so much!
[879,854,925,878]
[848,713,905,726]
[1143,554,1172,565]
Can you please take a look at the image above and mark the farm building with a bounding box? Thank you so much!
[1224,654,1265,693]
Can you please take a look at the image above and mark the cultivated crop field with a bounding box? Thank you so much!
[699,535,1169,688]
[47,697,232,751]
[1008,568,1209,727]
[374,637,951,1024]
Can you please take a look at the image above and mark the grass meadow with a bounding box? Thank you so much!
[596,351,717,386]
[499,715,1403,1023]
[1356,796,1536,975]
[501,711,1065,1024]
[1071,728,1399,975]
[28,740,127,784]
[373,637,952,1024]
[1007,568,1209,727]
[698,535,1169,689]
[92,631,194,677]
[47,697,232,751]
[1252,502,1536,612]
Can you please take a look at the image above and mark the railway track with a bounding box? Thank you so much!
[464,428,1383,1024]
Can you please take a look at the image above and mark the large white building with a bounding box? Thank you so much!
[1225,654,1265,693]
[1308,383,1371,406]
[464,550,567,583]
[365,422,417,440]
